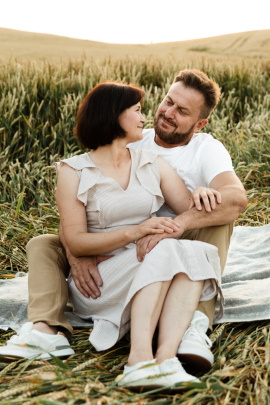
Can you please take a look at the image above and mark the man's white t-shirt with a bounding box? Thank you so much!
[130,129,234,217]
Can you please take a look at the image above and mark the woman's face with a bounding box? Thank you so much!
[118,102,146,142]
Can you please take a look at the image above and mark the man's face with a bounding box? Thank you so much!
[154,82,208,147]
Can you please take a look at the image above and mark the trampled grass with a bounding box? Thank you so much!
[0,56,269,403]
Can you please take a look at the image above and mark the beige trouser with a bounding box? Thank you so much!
[26,223,233,335]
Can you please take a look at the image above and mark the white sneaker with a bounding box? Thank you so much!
[116,357,199,390]
[116,359,161,388]
[177,311,214,373]
[157,357,200,387]
[0,322,75,360]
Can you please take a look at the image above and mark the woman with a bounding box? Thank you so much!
[56,82,222,389]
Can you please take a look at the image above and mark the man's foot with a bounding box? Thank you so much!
[177,311,214,374]
[0,322,75,360]
[116,357,199,390]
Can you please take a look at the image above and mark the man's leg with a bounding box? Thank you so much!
[177,223,233,373]
[27,234,73,335]
[183,223,233,326]
[0,234,74,360]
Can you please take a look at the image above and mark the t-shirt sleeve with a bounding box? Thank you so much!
[199,139,234,186]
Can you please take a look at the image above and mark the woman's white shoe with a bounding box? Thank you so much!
[158,357,200,387]
[116,359,160,388]
[116,357,199,389]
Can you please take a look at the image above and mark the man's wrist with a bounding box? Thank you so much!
[174,212,191,233]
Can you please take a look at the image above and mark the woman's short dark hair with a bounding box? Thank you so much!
[75,82,145,150]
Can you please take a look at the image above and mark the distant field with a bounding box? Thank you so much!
[0,27,270,61]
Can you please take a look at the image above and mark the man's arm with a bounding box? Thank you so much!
[136,171,248,261]
[178,171,248,231]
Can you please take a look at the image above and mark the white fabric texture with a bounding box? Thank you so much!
[63,148,222,351]
[130,129,234,217]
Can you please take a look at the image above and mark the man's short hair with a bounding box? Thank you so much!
[174,69,221,118]
[75,82,145,150]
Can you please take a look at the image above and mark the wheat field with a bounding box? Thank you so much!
[0,55,269,404]
[0,27,270,61]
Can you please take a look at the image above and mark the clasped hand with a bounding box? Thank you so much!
[134,216,181,239]
[136,187,221,262]
[68,217,179,299]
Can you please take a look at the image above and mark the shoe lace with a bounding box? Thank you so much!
[184,322,212,348]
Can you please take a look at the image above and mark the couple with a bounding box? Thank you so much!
[0,69,247,389]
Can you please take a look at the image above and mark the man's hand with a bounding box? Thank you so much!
[136,234,164,262]
[136,222,186,262]
[68,255,112,299]
[59,224,113,299]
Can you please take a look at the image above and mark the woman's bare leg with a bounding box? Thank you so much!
[155,273,203,362]
[127,273,203,366]
[127,280,171,366]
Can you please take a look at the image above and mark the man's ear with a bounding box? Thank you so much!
[195,119,208,132]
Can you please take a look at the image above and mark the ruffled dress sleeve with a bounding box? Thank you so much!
[57,153,100,207]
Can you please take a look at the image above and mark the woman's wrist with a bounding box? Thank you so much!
[124,226,140,244]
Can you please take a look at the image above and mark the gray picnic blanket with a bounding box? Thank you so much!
[213,223,270,323]
[0,224,270,332]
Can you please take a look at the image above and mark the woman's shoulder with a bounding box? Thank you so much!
[128,147,159,165]
[59,153,95,171]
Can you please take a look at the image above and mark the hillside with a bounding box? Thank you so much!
[0,27,270,61]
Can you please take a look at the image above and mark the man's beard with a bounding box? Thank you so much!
[154,113,196,145]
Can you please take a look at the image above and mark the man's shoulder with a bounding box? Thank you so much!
[191,133,227,150]
[192,132,215,144]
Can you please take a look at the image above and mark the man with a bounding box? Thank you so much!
[0,69,247,373]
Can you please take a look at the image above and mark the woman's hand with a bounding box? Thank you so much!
[133,217,180,241]
[136,219,185,262]
[189,187,221,212]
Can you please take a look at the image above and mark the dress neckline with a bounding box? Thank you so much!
[86,148,134,192]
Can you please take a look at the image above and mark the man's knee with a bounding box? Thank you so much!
[183,223,233,272]
[26,234,62,255]
[26,234,69,276]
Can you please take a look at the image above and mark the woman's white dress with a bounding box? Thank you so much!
[61,148,223,351]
